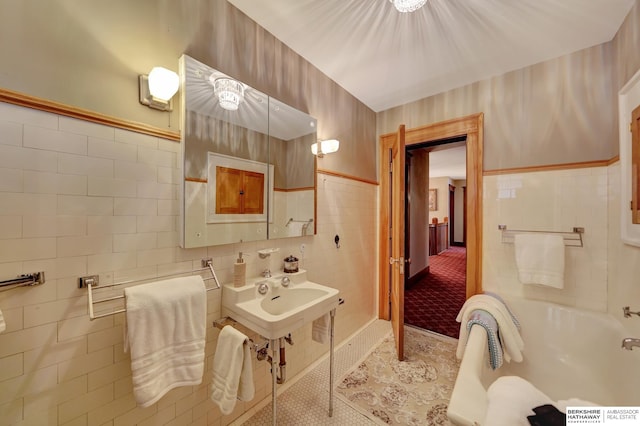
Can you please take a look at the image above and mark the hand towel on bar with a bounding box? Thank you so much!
[466,309,503,369]
[514,233,565,289]
[456,294,524,363]
[210,325,254,415]
[0,308,5,333]
[124,275,206,408]
[312,313,330,344]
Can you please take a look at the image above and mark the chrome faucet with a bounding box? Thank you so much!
[621,338,640,350]
[262,268,272,278]
[256,281,269,295]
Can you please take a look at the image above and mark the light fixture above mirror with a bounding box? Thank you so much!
[210,76,245,111]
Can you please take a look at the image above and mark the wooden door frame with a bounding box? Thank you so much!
[378,113,484,319]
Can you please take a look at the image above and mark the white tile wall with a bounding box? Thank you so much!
[0,102,377,425]
[607,164,640,335]
[483,167,609,311]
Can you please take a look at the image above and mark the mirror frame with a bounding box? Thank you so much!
[618,67,640,247]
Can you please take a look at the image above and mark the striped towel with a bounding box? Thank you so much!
[483,292,521,330]
[467,309,503,370]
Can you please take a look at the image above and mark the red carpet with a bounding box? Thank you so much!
[405,247,466,339]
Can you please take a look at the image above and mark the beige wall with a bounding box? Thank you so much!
[378,43,616,170]
[0,1,378,424]
[428,177,452,223]
[453,179,466,244]
[0,0,377,182]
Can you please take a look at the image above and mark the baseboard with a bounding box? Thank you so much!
[451,242,466,247]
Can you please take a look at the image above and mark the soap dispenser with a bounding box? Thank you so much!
[233,252,246,287]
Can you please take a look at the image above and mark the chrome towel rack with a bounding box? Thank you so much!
[79,258,221,320]
[498,225,585,247]
[0,271,45,292]
[212,316,270,353]
[285,217,313,227]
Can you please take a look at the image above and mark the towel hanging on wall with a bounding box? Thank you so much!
[210,325,255,414]
[312,313,330,344]
[514,233,565,289]
[124,275,207,408]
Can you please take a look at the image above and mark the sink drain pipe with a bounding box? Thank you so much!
[277,337,287,384]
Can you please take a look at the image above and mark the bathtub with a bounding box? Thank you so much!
[447,297,640,426]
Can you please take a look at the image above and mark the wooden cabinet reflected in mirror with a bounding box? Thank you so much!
[179,55,317,248]
[215,166,264,215]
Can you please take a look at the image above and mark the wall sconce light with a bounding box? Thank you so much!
[311,139,340,158]
[139,67,179,111]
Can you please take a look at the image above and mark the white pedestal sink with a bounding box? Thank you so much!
[221,269,340,339]
[218,269,342,425]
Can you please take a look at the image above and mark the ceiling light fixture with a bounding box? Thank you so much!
[211,76,245,111]
[390,0,427,13]
[139,67,179,111]
[311,139,340,158]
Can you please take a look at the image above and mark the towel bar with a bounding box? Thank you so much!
[80,258,221,320]
[498,225,584,247]
[0,271,45,292]
[213,316,269,353]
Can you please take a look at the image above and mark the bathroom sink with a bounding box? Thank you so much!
[261,288,329,315]
[221,270,340,339]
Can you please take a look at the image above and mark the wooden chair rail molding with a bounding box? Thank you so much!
[0,87,180,141]
[483,157,620,175]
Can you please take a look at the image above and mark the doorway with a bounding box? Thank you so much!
[378,114,483,357]
[404,140,468,338]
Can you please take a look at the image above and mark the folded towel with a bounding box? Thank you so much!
[484,291,521,330]
[484,376,554,426]
[514,233,565,289]
[124,275,206,408]
[485,376,598,426]
[312,313,330,344]
[211,326,255,414]
[466,309,503,369]
[0,308,5,333]
[456,294,524,363]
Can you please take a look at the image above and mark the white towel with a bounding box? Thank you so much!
[484,376,599,426]
[514,233,565,289]
[0,308,5,333]
[484,376,554,426]
[456,294,524,363]
[312,313,330,344]
[124,275,206,408]
[210,326,255,415]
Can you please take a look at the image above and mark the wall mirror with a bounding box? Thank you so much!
[179,55,317,248]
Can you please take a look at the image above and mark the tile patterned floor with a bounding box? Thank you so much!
[236,320,392,425]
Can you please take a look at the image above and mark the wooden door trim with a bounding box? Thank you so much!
[378,113,484,319]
